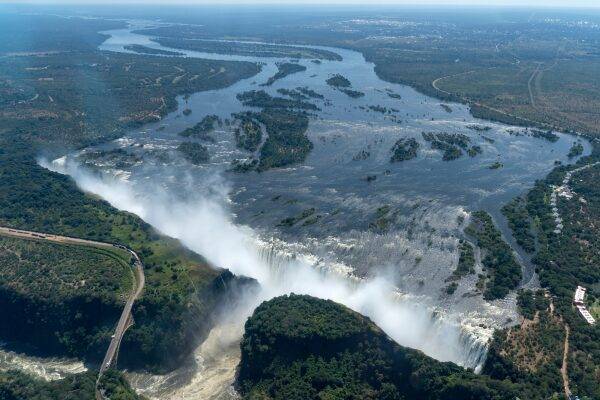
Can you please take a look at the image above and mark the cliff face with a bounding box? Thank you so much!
[0,286,123,360]
[120,269,257,373]
[237,294,531,400]
[0,240,255,374]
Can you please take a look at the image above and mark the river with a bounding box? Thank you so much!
[30,18,592,399]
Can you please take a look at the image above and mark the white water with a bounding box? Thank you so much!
[0,345,86,381]
[44,156,486,369]
[22,15,580,399]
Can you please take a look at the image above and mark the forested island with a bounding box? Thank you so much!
[177,141,210,164]
[422,132,482,161]
[146,36,342,61]
[124,44,184,56]
[237,294,532,400]
[262,62,306,86]
[232,90,315,171]
[326,74,365,98]
[178,114,221,141]
[390,138,419,162]
[465,211,522,300]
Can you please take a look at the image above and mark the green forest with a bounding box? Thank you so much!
[0,14,260,373]
[0,369,144,400]
[0,236,131,359]
[237,294,535,400]
[465,211,522,300]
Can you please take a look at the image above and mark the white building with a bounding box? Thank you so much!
[574,286,596,325]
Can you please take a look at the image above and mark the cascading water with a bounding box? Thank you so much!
[21,16,592,398]
[0,345,86,382]
[246,230,490,371]
[43,155,489,372]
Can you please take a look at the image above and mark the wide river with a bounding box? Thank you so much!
[14,18,591,399]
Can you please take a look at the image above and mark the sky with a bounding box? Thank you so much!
[0,0,598,6]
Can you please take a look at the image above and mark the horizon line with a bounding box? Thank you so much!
[2,1,600,8]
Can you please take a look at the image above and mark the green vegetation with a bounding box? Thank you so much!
[422,132,476,161]
[369,205,396,232]
[0,369,143,400]
[236,90,317,110]
[445,281,459,295]
[492,156,600,398]
[277,88,308,101]
[467,145,482,157]
[326,74,351,88]
[296,86,324,99]
[502,197,535,253]
[277,87,324,101]
[440,104,452,113]
[367,104,398,114]
[178,115,221,141]
[0,14,260,372]
[390,138,419,163]
[447,240,476,281]
[262,63,306,86]
[516,290,550,320]
[0,236,130,359]
[465,211,522,300]
[0,51,258,147]
[483,294,565,397]
[277,208,316,227]
[352,149,370,161]
[348,21,600,136]
[234,117,263,152]
[233,91,314,170]
[467,125,491,132]
[98,369,146,400]
[237,294,532,400]
[140,8,600,138]
[386,89,402,100]
[147,36,342,61]
[529,129,559,143]
[568,141,584,158]
[326,74,365,98]
[256,108,312,170]
[339,88,365,98]
[177,142,210,164]
[123,44,184,56]
[0,157,237,371]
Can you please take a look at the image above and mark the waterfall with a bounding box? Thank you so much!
[42,155,491,371]
[253,236,489,371]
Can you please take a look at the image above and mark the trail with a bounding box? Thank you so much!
[527,64,541,109]
[0,226,145,400]
[561,324,571,399]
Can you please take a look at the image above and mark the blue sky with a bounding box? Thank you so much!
[1,0,598,6]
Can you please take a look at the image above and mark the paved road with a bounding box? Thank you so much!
[0,226,145,398]
[98,245,144,375]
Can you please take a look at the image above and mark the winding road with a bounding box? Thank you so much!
[0,226,145,399]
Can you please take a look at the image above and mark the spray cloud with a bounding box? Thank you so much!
[41,156,484,368]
